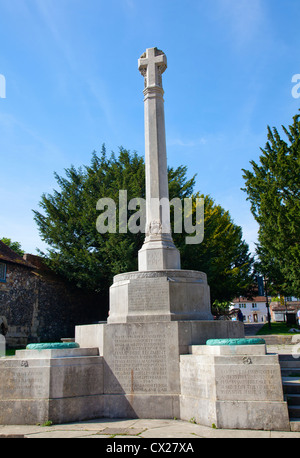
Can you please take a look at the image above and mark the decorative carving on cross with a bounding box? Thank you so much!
[138,47,167,89]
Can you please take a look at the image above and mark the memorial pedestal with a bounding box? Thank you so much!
[108,270,213,324]
[75,320,244,419]
[0,347,104,425]
[180,342,290,431]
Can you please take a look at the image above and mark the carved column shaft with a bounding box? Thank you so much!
[138,47,180,271]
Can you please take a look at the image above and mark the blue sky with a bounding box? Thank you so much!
[0,0,299,255]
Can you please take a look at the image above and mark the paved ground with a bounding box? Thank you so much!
[243,322,265,336]
[0,417,300,438]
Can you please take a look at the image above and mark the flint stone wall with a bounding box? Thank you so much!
[0,258,106,347]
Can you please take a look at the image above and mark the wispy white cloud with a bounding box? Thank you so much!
[125,0,135,9]
[85,76,118,134]
[32,0,116,131]
[0,112,65,165]
[33,0,74,68]
[213,0,266,49]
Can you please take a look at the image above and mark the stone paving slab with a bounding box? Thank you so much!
[1,418,300,438]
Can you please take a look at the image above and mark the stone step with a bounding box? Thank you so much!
[188,343,267,356]
[290,420,300,432]
[280,360,300,367]
[288,405,300,419]
[282,377,300,394]
[286,394,300,406]
[279,354,300,362]
[258,335,299,345]
[15,347,100,359]
[281,367,300,377]
[280,356,300,423]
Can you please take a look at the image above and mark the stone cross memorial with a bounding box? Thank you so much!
[107,48,213,324]
[138,47,180,271]
[0,47,291,432]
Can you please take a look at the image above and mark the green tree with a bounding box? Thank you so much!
[34,146,144,294]
[242,112,300,297]
[34,145,254,306]
[0,237,25,256]
[176,195,255,303]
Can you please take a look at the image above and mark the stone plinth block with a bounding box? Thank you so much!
[75,320,243,419]
[0,348,103,425]
[189,343,267,356]
[138,238,181,271]
[108,270,213,324]
[180,344,290,431]
[0,321,244,425]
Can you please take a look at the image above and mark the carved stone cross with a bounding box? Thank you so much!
[138,47,167,88]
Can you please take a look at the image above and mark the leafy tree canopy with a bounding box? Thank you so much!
[0,237,25,256]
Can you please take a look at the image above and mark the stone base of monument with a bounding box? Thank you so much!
[180,339,290,431]
[75,320,244,419]
[108,270,213,323]
[0,328,290,430]
[0,345,104,425]
[138,238,181,271]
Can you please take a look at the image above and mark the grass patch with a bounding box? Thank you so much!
[5,349,17,356]
[41,421,53,427]
[5,348,26,357]
[256,322,300,335]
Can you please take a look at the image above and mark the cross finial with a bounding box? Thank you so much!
[138,47,167,89]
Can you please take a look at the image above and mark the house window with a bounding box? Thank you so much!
[0,262,6,282]
[252,303,257,308]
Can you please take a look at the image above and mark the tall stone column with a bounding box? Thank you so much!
[138,47,181,271]
[107,47,214,324]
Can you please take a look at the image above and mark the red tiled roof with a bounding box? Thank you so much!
[232,296,267,303]
[0,241,34,268]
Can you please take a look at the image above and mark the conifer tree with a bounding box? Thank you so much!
[242,112,300,296]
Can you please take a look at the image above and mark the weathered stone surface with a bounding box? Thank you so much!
[0,260,104,347]
[0,347,103,425]
[75,320,244,419]
[180,344,290,431]
[108,270,213,323]
[138,47,180,271]
[189,344,267,356]
[75,323,105,354]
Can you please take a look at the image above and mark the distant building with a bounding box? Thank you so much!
[231,296,268,323]
[269,299,300,323]
[231,294,300,324]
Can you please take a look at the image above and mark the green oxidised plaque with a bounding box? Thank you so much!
[26,342,79,350]
[206,338,265,346]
